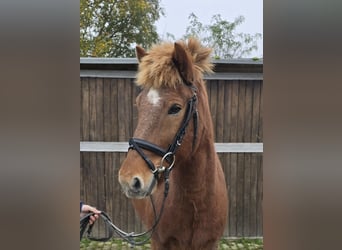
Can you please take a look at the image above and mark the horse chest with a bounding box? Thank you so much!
[158,193,207,233]
[154,198,217,250]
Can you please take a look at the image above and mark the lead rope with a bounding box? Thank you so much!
[80,168,171,247]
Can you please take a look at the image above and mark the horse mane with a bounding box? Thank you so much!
[135,38,213,89]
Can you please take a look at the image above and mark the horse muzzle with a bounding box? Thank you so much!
[118,173,157,199]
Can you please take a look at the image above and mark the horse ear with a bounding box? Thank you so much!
[136,46,147,62]
[172,42,194,84]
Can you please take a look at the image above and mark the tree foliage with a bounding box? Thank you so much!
[184,13,262,59]
[80,0,163,57]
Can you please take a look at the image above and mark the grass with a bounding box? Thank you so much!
[80,238,263,249]
[219,238,263,250]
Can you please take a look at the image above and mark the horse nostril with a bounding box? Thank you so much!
[132,177,142,190]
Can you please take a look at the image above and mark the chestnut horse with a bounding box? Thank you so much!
[118,38,228,250]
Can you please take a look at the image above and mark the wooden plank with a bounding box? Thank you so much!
[80,70,263,81]
[80,152,89,202]
[251,81,262,142]
[80,78,84,140]
[228,153,238,237]
[126,78,134,136]
[216,80,225,142]
[95,78,104,141]
[237,81,246,142]
[117,79,126,142]
[256,155,263,236]
[80,70,136,79]
[245,81,253,142]
[96,152,106,236]
[216,143,264,152]
[204,73,263,80]
[230,80,239,143]
[110,79,119,141]
[80,57,263,65]
[217,153,229,236]
[117,78,132,141]
[80,141,263,153]
[259,82,263,142]
[104,153,113,236]
[243,153,251,236]
[80,57,138,64]
[89,152,99,234]
[103,78,111,142]
[223,81,232,142]
[80,154,84,201]
[80,152,94,234]
[81,142,128,152]
[89,78,97,141]
[249,153,258,236]
[112,153,123,231]
[81,77,90,141]
[236,153,245,237]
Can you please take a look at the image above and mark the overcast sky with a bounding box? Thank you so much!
[155,0,263,58]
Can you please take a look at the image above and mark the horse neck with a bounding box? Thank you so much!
[171,137,217,198]
[171,85,217,191]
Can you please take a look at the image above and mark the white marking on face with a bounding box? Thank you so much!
[147,88,160,106]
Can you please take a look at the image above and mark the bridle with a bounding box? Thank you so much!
[129,56,199,180]
[128,88,198,181]
[80,63,199,247]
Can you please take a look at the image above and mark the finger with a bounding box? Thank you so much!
[92,208,101,214]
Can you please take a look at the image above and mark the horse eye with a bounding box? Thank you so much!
[168,104,182,115]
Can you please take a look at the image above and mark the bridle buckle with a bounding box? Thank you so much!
[160,152,175,172]
[151,152,175,177]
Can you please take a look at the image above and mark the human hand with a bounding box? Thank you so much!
[80,204,101,225]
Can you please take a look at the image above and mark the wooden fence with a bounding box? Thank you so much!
[80,58,263,238]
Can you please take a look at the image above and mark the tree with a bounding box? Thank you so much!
[184,13,262,59]
[80,0,164,57]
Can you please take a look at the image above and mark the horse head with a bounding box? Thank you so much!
[118,38,213,199]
